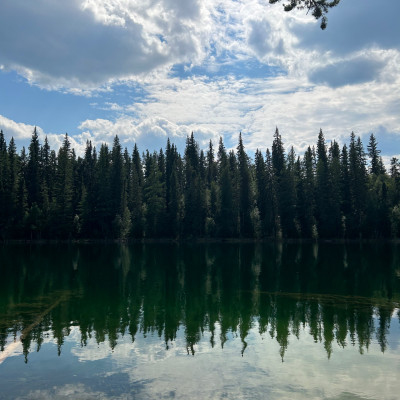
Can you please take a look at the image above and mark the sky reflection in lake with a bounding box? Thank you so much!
[0,243,399,399]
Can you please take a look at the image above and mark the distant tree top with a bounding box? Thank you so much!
[269,0,341,30]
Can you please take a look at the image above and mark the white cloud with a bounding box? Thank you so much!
[1,0,399,95]
[80,69,400,157]
[0,115,40,140]
[0,114,89,156]
[0,0,399,160]
[0,0,212,90]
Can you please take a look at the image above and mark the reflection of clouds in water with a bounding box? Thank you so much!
[42,317,400,400]
[0,339,22,364]
[68,325,217,365]
[16,383,129,400]
[65,321,399,400]
[1,330,56,364]
[326,393,378,400]
[68,327,114,362]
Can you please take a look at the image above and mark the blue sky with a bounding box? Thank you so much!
[0,0,399,162]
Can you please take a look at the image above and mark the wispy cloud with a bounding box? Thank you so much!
[0,0,399,159]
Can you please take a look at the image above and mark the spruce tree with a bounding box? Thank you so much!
[367,133,384,176]
[53,134,74,238]
[237,133,253,237]
[183,133,205,237]
[255,149,267,237]
[96,143,112,237]
[26,127,42,208]
[0,131,9,238]
[217,137,234,237]
[328,140,343,237]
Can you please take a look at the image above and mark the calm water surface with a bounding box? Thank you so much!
[0,243,399,399]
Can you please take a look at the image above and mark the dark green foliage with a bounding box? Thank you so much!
[269,0,341,29]
[26,127,42,208]
[237,133,253,237]
[143,151,165,237]
[0,127,398,240]
[183,133,206,237]
[347,133,368,237]
[0,131,9,238]
[217,138,235,237]
[315,129,341,237]
[52,134,74,238]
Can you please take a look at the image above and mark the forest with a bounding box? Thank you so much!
[0,127,400,240]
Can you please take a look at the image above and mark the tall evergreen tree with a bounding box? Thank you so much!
[216,137,235,237]
[279,146,298,237]
[300,146,316,237]
[183,133,206,237]
[367,133,384,175]
[237,133,253,237]
[265,149,279,237]
[0,131,9,238]
[272,127,285,178]
[165,140,181,237]
[26,127,42,208]
[53,134,74,238]
[129,145,143,238]
[348,133,368,237]
[80,141,98,236]
[96,143,112,237]
[143,152,165,237]
[255,149,267,237]
[328,140,343,237]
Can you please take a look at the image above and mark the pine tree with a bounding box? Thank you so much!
[96,143,112,237]
[143,152,165,237]
[165,140,181,237]
[367,133,384,175]
[80,141,98,237]
[328,140,343,237]
[228,150,240,236]
[110,136,124,219]
[183,133,206,237]
[255,149,267,236]
[279,146,298,237]
[300,146,316,237]
[15,147,28,236]
[6,137,19,236]
[206,140,217,188]
[237,133,253,237]
[26,127,42,208]
[131,144,144,238]
[265,149,279,237]
[53,134,74,238]
[348,133,368,238]
[272,127,285,178]
[0,131,9,238]
[340,144,351,236]
[217,137,234,237]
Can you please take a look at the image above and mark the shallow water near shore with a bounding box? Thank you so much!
[1,242,399,399]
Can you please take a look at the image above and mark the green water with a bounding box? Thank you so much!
[0,243,399,399]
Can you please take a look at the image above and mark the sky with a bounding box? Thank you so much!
[0,0,399,161]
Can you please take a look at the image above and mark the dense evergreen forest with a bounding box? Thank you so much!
[0,127,400,240]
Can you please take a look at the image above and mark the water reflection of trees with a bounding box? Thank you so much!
[0,243,399,362]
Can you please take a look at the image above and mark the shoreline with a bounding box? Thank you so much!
[1,237,400,245]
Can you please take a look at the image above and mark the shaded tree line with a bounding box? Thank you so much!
[1,128,400,240]
[1,242,399,361]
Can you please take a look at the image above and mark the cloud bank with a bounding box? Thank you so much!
[0,0,399,159]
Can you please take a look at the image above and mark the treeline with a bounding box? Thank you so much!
[0,127,400,240]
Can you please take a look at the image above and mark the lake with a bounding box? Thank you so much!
[0,242,399,399]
